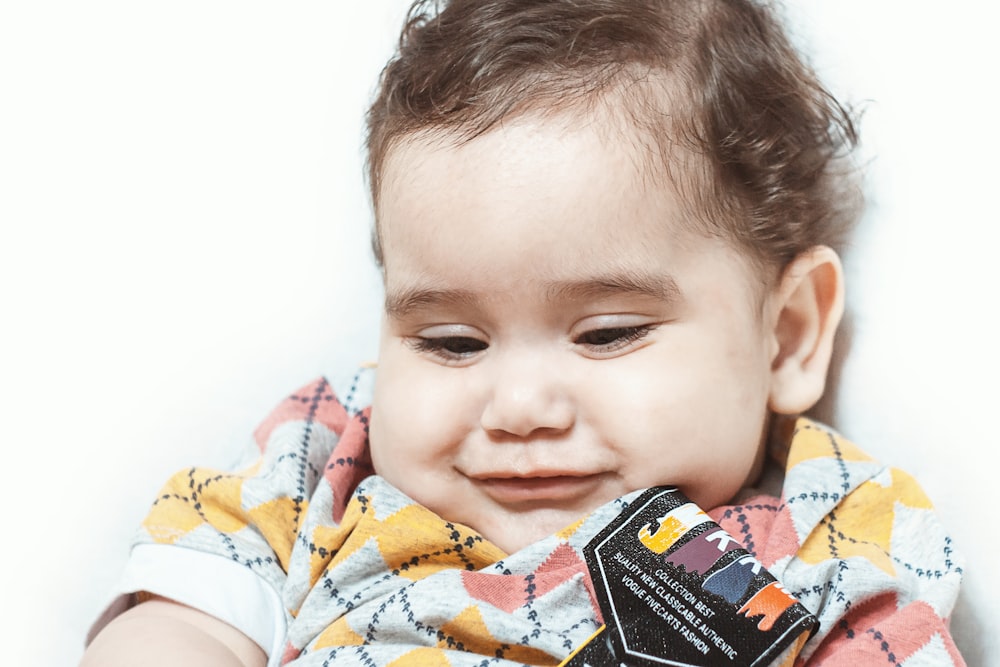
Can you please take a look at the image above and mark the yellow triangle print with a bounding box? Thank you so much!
[797,468,932,575]
[785,421,874,472]
[438,606,495,655]
[310,618,366,651]
[142,469,247,544]
[556,516,586,540]
[387,648,452,667]
[373,505,506,581]
[307,498,367,588]
[439,606,557,665]
[247,495,308,570]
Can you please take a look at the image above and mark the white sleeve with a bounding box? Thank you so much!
[86,544,288,667]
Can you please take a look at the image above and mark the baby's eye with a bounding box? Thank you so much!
[410,335,488,360]
[574,325,654,353]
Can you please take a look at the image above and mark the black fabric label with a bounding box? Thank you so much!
[562,487,817,667]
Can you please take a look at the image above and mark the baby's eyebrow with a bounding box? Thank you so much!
[545,271,681,303]
[384,287,480,319]
[385,271,680,319]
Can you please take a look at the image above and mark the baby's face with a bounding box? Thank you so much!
[368,112,781,554]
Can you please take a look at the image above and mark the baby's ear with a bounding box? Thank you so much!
[768,245,845,415]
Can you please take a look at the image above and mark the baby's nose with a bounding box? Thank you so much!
[479,357,575,438]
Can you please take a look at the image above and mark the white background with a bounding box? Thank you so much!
[1,2,997,665]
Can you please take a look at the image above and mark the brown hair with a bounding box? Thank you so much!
[366,0,860,276]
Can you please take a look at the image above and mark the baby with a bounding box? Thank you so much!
[81,0,965,665]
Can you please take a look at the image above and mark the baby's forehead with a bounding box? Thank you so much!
[380,86,698,209]
[388,136,718,273]
[375,105,770,292]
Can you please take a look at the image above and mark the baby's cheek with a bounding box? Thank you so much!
[369,397,449,471]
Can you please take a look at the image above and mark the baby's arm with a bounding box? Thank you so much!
[80,596,266,667]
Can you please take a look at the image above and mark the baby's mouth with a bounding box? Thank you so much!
[471,473,606,505]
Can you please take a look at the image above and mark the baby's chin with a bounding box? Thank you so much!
[456,484,743,554]
[465,506,598,555]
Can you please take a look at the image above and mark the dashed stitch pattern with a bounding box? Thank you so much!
[124,371,965,666]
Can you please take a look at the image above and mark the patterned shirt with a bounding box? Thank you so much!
[89,367,965,666]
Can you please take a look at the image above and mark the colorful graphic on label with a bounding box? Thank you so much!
[637,502,712,554]
[567,487,819,667]
[703,554,764,603]
[664,528,744,575]
[737,581,798,631]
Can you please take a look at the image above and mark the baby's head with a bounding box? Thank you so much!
[365,0,860,553]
